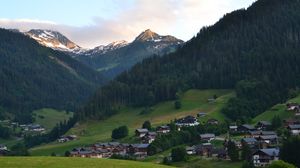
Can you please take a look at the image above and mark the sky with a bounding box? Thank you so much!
[0,0,256,48]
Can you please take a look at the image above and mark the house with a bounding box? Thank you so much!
[129,144,149,158]
[283,119,300,127]
[257,135,278,147]
[238,124,256,133]
[186,146,196,155]
[215,148,228,159]
[195,143,213,157]
[156,125,170,134]
[256,121,271,131]
[248,131,277,138]
[229,125,238,132]
[175,116,199,127]
[0,144,7,151]
[197,112,206,118]
[135,128,149,137]
[207,118,219,125]
[200,133,215,142]
[287,124,300,136]
[286,103,300,112]
[28,124,45,132]
[142,132,157,144]
[253,148,279,167]
[58,135,78,143]
[241,138,258,149]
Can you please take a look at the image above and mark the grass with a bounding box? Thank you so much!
[171,157,242,168]
[0,157,173,168]
[30,89,234,156]
[252,94,300,123]
[33,108,73,131]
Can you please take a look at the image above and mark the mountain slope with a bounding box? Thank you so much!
[25,29,86,54]
[0,28,104,123]
[78,0,300,120]
[75,29,183,78]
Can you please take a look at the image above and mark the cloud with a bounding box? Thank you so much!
[0,0,255,48]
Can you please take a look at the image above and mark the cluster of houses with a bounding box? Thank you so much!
[70,142,150,159]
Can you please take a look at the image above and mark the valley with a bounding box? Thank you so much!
[30,89,233,156]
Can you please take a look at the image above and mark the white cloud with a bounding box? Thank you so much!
[0,0,256,48]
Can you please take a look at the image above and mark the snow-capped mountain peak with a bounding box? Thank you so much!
[25,29,86,54]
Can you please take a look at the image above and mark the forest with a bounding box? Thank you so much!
[79,0,300,122]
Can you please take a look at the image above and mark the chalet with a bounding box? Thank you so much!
[238,124,256,133]
[135,128,149,137]
[156,125,170,134]
[253,148,279,167]
[195,143,213,157]
[229,125,238,132]
[286,103,300,112]
[249,131,277,138]
[283,119,300,127]
[175,116,199,127]
[207,118,219,125]
[28,124,45,132]
[241,138,258,149]
[58,135,77,143]
[186,146,196,155]
[197,112,206,118]
[70,148,103,158]
[287,124,300,136]
[129,144,149,158]
[256,121,271,131]
[257,135,278,147]
[200,133,215,142]
[215,148,228,159]
[142,132,157,144]
[0,144,7,151]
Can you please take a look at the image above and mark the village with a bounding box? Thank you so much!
[65,101,300,167]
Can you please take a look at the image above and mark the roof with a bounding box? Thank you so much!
[259,135,278,140]
[288,124,300,129]
[131,144,149,148]
[200,133,215,138]
[158,125,170,129]
[258,121,271,126]
[259,148,279,157]
[242,138,257,143]
[241,124,255,130]
[136,128,149,133]
[229,125,238,129]
[261,131,277,135]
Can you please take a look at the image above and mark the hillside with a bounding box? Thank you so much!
[0,157,172,168]
[78,0,300,121]
[30,89,233,156]
[0,28,104,123]
[252,94,300,123]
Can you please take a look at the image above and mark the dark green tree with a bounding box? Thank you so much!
[171,147,187,162]
[174,100,182,109]
[280,137,300,167]
[228,140,239,161]
[111,125,129,139]
[142,120,151,130]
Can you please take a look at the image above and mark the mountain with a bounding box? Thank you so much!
[75,29,183,78]
[83,40,129,56]
[0,28,104,123]
[25,29,86,54]
[78,0,300,121]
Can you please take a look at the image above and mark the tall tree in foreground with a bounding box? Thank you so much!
[280,137,300,168]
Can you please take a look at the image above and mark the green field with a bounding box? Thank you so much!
[252,94,300,123]
[30,89,234,156]
[33,108,73,131]
[0,157,172,168]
